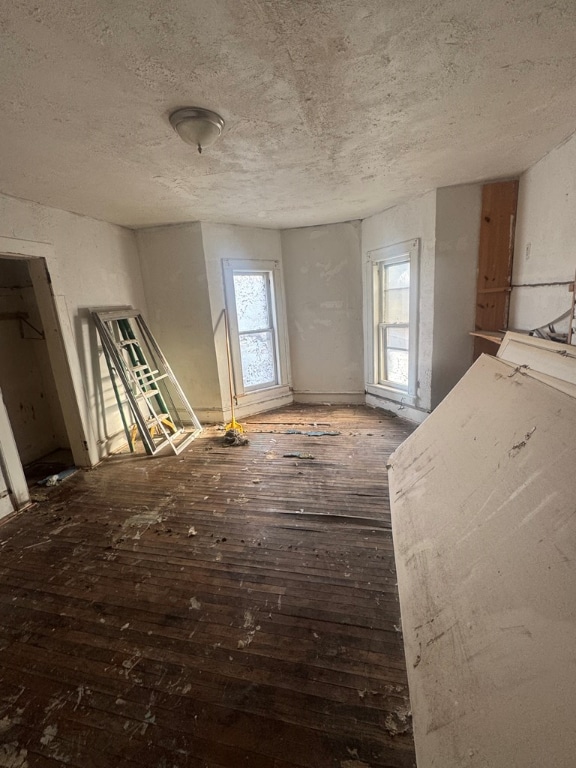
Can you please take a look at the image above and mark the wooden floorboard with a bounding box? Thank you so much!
[0,404,416,768]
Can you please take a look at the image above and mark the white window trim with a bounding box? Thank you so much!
[222,258,291,401]
[365,239,420,406]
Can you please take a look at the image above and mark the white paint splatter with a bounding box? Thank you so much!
[122,651,142,677]
[189,597,201,610]
[238,608,261,649]
[50,521,79,535]
[40,724,57,746]
[118,510,165,541]
[140,708,156,735]
[0,716,19,735]
[44,693,67,720]
[74,685,85,711]
[0,743,28,767]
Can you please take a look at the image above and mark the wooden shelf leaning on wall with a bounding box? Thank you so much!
[470,330,505,357]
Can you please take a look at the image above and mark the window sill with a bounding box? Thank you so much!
[365,382,416,408]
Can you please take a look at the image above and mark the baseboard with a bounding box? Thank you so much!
[365,393,430,424]
[293,391,365,405]
[97,429,131,459]
[180,407,223,425]
[224,391,294,421]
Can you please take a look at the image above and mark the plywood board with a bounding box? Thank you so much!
[474,180,518,359]
[388,354,576,768]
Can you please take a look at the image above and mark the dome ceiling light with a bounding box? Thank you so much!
[169,107,225,154]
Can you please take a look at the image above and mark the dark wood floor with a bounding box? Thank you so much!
[0,405,416,768]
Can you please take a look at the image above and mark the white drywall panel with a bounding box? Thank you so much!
[136,223,222,422]
[431,184,481,407]
[0,193,146,464]
[511,132,576,331]
[498,331,576,384]
[388,354,576,768]
[201,223,292,420]
[362,192,436,413]
[281,222,364,403]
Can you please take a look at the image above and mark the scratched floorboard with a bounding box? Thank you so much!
[0,405,416,768]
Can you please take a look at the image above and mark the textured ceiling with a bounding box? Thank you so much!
[1,0,576,229]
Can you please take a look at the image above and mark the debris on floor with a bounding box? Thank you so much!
[285,429,340,436]
[224,428,249,446]
[0,404,416,767]
[37,466,77,486]
[283,452,315,459]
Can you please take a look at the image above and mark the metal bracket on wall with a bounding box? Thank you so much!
[92,308,202,456]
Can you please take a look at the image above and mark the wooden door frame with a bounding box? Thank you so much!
[0,237,92,512]
[0,389,29,517]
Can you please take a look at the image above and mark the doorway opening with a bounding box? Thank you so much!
[0,254,87,518]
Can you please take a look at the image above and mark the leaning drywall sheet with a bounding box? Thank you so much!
[498,330,576,384]
[388,354,576,768]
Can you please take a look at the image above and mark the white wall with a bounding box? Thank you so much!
[0,193,146,464]
[200,223,293,420]
[362,192,437,420]
[136,223,222,423]
[432,184,482,407]
[511,131,576,332]
[281,222,364,404]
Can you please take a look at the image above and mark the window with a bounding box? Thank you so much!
[233,271,277,390]
[366,239,419,399]
[378,258,410,388]
[223,259,289,397]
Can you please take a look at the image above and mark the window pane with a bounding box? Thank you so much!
[386,349,409,387]
[387,326,409,350]
[386,261,410,289]
[384,287,409,323]
[233,273,270,332]
[239,331,277,388]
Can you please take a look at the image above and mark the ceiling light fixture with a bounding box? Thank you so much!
[169,107,225,154]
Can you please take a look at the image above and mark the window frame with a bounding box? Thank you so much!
[222,258,289,398]
[365,239,420,403]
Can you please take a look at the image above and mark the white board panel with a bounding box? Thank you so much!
[388,354,576,768]
[498,330,576,385]
[0,471,13,520]
[0,388,28,516]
